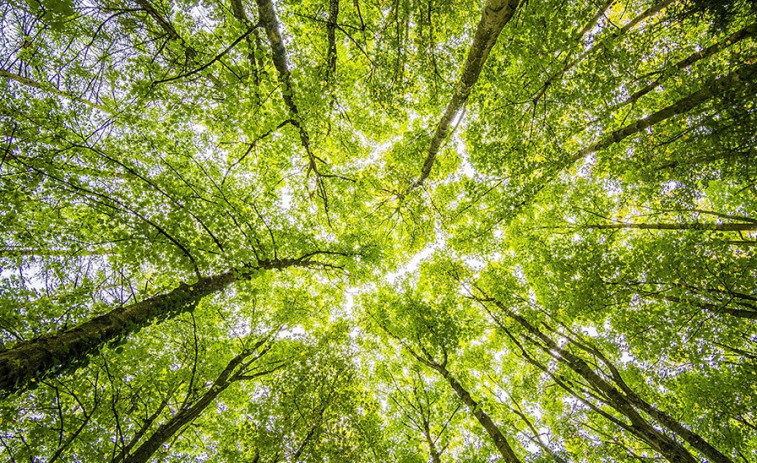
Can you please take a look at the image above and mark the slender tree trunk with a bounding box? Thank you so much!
[612,22,757,111]
[0,69,105,110]
[572,62,757,163]
[424,426,442,463]
[374,318,521,462]
[122,350,254,463]
[410,0,520,191]
[587,222,757,232]
[325,0,340,82]
[650,293,757,320]
[533,0,674,104]
[432,364,521,463]
[254,0,315,163]
[481,299,732,463]
[599,352,736,463]
[133,0,182,41]
[114,396,171,462]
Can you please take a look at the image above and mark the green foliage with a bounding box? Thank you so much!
[1,0,756,461]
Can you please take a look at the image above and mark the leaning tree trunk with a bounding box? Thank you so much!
[410,0,520,191]
[0,256,317,392]
[572,62,757,163]
[431,363,521,463]
[122,348,259,463]
[587,222,757,232]
[483,296,734,463]
[0,271,237,392]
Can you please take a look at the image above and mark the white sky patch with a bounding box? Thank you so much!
[385,244,435,284]
[277,183,293,212]
[277,325,305,339]
[577,152,596,178]
[450,108,465,128]
[188,5,218,33]
[662,180,681,194]
[462,255,486,272]
[581,325,599,337]
[456,137,476,178]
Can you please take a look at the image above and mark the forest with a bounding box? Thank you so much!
[0,0,755,460]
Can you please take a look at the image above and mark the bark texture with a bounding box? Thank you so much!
[325,0,340,82]
[573,62,757,163]
[0,271,236,392]
[254,0,317,170]
[410,0,520,192]
[482,296,733,463]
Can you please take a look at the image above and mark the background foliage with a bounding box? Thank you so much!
[0,0,755,461]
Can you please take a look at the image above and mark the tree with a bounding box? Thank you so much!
[1,0,755,461]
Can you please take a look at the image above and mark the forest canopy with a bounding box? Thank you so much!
[0,0,756,461]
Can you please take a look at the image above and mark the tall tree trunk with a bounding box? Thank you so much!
[325,0,340,83]
[0,256,329,392]
[122,347,263,463]
[481,296,734,463]
[432,364,521,463]
[572,62,757,163]
[424,425,442,463]
[374,319,522,462]
[649,293,757,320]
[0,271,236,392]
[532,0,674,104]
[133,0,182,41]
[409,0,520,192]
[254,0,316,165]
[611,22,757,111]
[587,222,757,232]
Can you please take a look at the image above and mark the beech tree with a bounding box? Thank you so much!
[1,0,755,461]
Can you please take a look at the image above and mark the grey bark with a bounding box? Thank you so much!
[572,62,757,163]
[482,296,733,463]
[409,0,520,192]
[587,222,757,232]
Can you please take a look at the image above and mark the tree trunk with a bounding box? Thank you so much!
[612,22,757,111]
[483,297,717,463]
[325,0,340,82]
[410,0,520,191]
[433,364,521,463]
[254,0,314,161]
[122,350,252,463]
[134,0,182,41]
[651,293,757,320]
[587,222,757,232]
[0,271,237,392]
[531,0,674,105]
[572,62,757,163]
